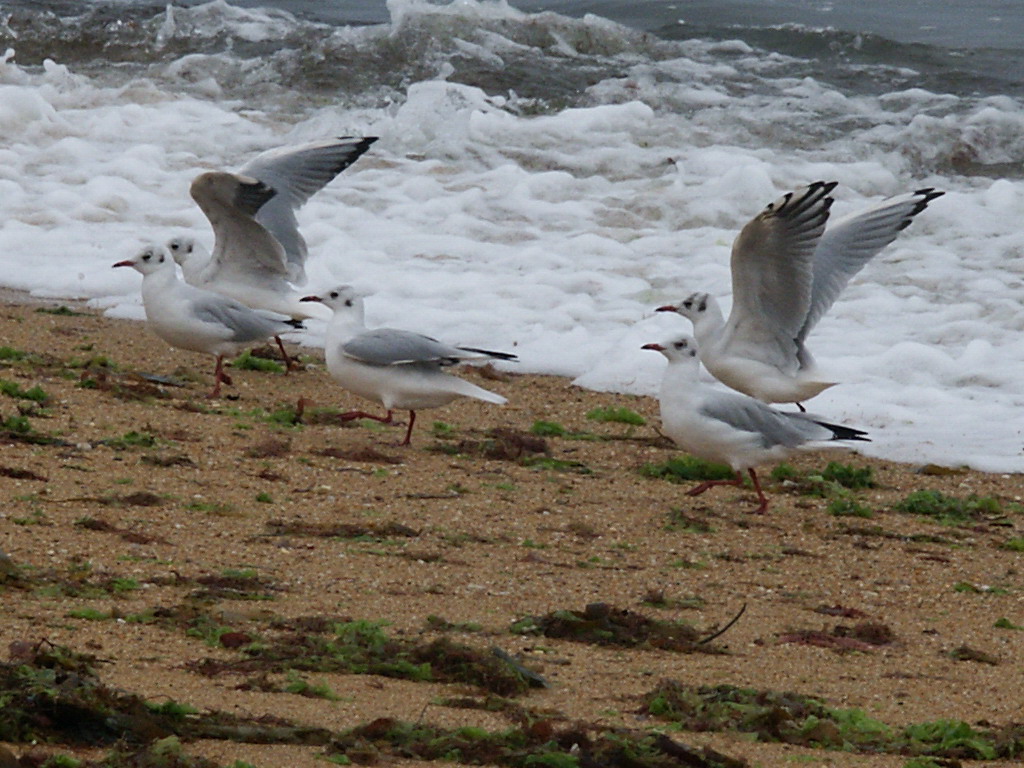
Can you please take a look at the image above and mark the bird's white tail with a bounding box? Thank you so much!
[454,378,507,405]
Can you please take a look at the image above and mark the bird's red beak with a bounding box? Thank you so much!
[299,295,322,303]
[112,260,135,268]
[641,343,665,351]
[655,305,677,313]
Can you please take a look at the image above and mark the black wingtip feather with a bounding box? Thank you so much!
[897,188,945,231]
[814,420,871,442]
[337,135,379,147]
[328,136,379,175]
[770,180,838,225]
[457,346,519,362]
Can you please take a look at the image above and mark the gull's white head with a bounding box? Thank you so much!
[299,285,365,315]
[656,292,717,324]
[166,235,198,266]
[642,335,699,364]
[112,244,174,276]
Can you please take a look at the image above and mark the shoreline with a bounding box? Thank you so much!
[1,284,1018,476]
[0,287,76,306]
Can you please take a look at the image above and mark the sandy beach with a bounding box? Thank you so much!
[1,296,1022,768]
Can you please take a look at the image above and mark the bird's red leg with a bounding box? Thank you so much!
[339,409,394,425]
[274,335,300,372]
[218,354,233,387]
[338,410,416,445]
[748,468,770,514]
[400,410,417,446]
[686,471,743,497]
[208,354,227,398]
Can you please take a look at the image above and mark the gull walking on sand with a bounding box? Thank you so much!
[114,245,303,398]
[643,335,869,514]
[658,183,943,406]
[301,286,516,446]
[168,137,378,363]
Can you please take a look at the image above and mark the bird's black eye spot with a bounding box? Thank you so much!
[682,300,692,309]
[141,253,151,261]
[673,340,687,350]
[344,299,353,307]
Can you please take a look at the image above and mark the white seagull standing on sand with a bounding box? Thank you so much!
[643,335,869,514]
[167,137,378,363]
[300,285,516,446]
[658,183,943,406]
[113,245,303,398]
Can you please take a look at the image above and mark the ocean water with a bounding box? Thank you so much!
[1,0,1022,472]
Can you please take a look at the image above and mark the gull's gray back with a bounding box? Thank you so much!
[342,328,464,367]
[700,395,831,449]
[191,295,288,342]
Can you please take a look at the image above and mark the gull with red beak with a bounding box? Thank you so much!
[643,334,869,514]
[301,285,516,445]
[113,244,302,398]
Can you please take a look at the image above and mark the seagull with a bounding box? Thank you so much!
[657,183,943,406]
[113,245,303,398]
[643,335,869,514]
[172,136,377,287]
[300,285,516,445]
[168,137,378,363]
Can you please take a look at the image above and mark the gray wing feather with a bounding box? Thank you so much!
[726,181,837,351]
[190,171,291,278]
[342,328,479,367]
[242,137,378,283]
[192,296,289,342]
[701,395,832,449]
[798,188,943,342]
